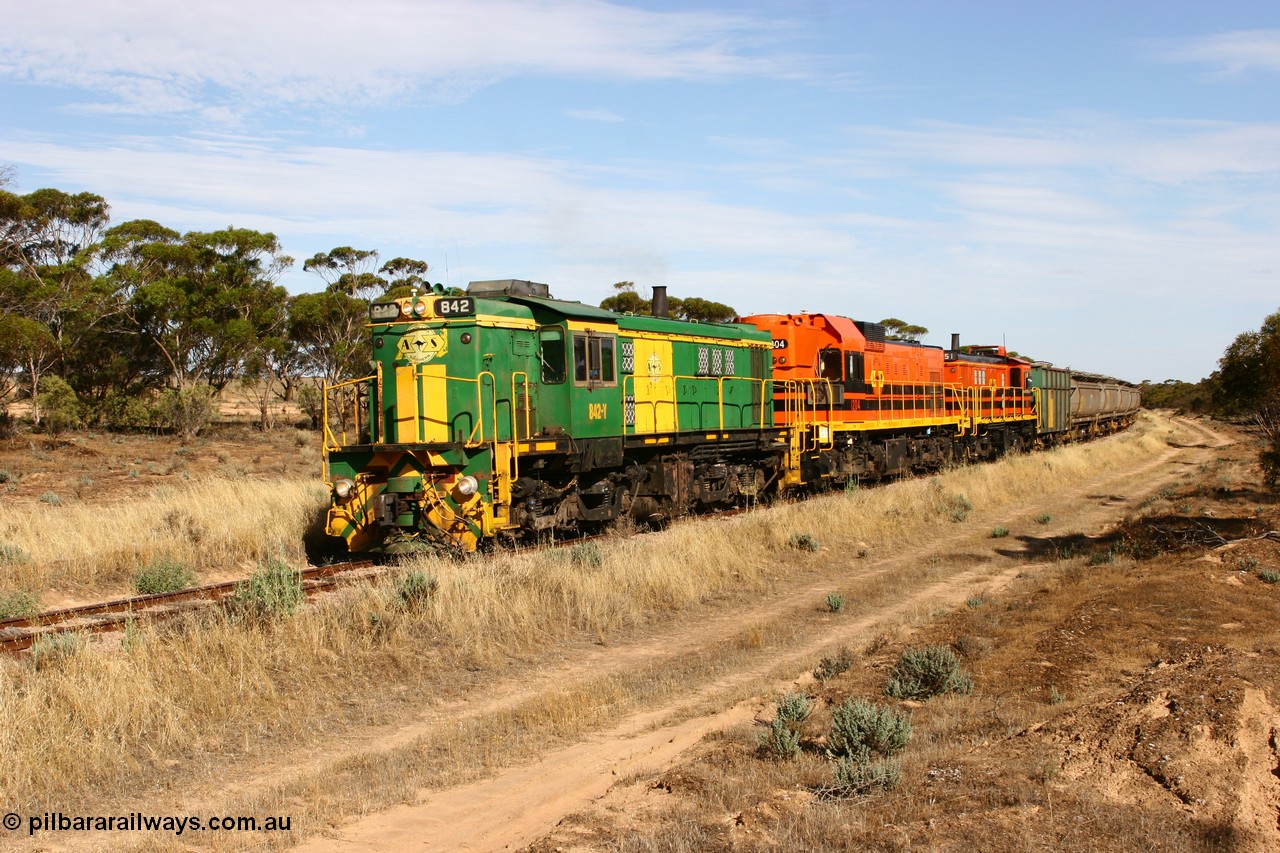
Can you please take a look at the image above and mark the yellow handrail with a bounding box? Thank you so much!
[621,373,771,434]
[322,373,377,451]
[510,371,530,480]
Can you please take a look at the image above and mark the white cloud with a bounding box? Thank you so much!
[1154,29,1280,76]
[6,108,1279,382]
[846,118,1280,185]
[0,133,854,260]
[0,0,794,115]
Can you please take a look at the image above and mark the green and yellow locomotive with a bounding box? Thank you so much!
[323,280,782,553]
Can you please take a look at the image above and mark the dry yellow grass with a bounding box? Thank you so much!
[0,477,328,594]
[0,414,1183,827]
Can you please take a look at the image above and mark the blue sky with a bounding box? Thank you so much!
[3,0,1278,382]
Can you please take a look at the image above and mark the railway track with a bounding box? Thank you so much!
[2,414,1159,658]
[0,560,377,654]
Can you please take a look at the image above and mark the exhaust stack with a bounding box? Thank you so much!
[651,285,669,318]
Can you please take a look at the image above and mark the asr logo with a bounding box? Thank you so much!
[587,403,608,420]
[397,326,448,365]
[647,352,663,381]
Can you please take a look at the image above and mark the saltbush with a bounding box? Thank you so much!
[0,589,40,619]
[758,691,812,760]
[133,559,196,595]
[29,630,83,669]
[0,543,31,565]
[828,697,912,762]
[229,557,304,618]
[828,756,901,796]
[394,570,438,609]
[789,532,820,552]
[813,647,854,682]
[885,645,973,700]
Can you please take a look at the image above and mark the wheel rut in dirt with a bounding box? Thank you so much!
[290,420,1225,853]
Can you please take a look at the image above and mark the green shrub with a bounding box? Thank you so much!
[789,533,820,552]
[759,716,802,759]
[885,645,973,700]
[29,630,83,667]
[0,589,40,619]
[39,491,62,506]
[97,391,158,430]
[814,647,854,682]
[966,596,983,609]
[229,558,304,618]
[1260,569,1280,585]
[758,691,812,760]
[775,690,813,725]
[828,697,912,762]
[35,376,83,437]
[0,543,31,565]
[568,541,603,567]
[1239,556,1260,572]
[946,493,973,522]
[0,469,12,484]
[133,559,196,595]
[157,384,218,440]
[826,593,845,613]
[1034,513,1053,524]
[827,756,901,797]
[394,570,438,608]
[990,526,1009,538]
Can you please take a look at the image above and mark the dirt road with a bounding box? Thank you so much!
[291,415,1240,853]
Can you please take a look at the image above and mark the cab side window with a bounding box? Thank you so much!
[599,337,616,383]
[571,333,618,387]
[818,347,843,381]
[539,327,566,384]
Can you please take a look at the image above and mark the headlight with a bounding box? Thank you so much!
[454,475,479,497]
[333,478,355,499]
[412,300,428,317]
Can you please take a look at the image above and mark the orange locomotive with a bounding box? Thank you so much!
[736,312,1037,487]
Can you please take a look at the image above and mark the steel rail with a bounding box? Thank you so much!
[0,560,377,654]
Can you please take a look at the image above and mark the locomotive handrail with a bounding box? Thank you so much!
[779,379,835,452]
[871,380,948,423]
[621,372,768,435]
[322,372,377,451]
[405,370,496,446]
[510,371,530,480]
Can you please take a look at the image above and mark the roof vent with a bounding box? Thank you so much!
[466,279,552,298]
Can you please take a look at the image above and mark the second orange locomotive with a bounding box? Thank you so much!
[737,311,1036,487]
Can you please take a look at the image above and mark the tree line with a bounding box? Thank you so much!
[0,183,447,437]
[5,181,1276,485]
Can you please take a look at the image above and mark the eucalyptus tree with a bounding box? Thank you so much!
[96,221,292,392]
[0,187,112,423]
[303,246,384,299]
